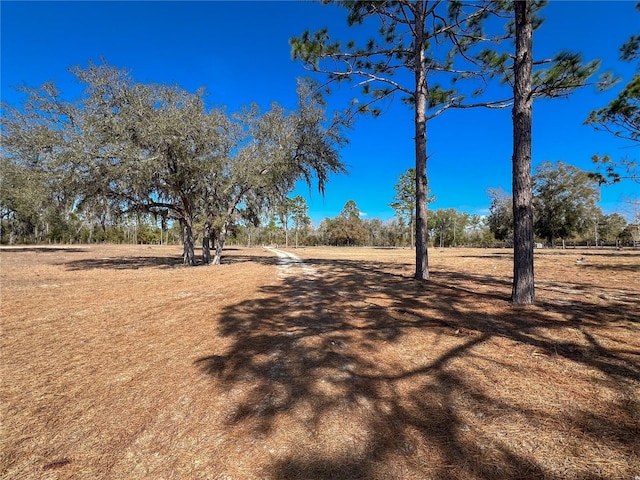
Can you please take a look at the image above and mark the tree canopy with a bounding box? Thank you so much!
[291,0,513,281]
[0,62,347,264]
[390,167,435,249]
[585,2,639,186]
[533,161,601,245]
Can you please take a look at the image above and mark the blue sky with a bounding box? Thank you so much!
[1,1,638,225]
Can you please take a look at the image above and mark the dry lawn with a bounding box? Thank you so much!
[0,244,638,480]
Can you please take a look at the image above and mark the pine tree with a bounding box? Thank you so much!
[291,1,509,280]
[483,1,605,303]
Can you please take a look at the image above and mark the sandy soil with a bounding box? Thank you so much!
[1,244,638,479]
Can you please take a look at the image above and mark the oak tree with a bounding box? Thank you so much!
[207,80,346,264]
[533,161,600,246]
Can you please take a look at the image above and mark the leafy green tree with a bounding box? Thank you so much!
[597,213,627,244]
[428,208,469,248]
[291,1,510,280]
[316,218,333,246]
[487,187,513,243]
[0,158,49,243]
[208,80,346,264]
[114,77,227,263]
[533,161,601,246]
[466,213,490,246]
[275,197,297,248]
[327,200,367,246]
[1,63,346,264]
[261,217,282,246]
[362,218,384,247]
[274,196,311,248]
[384,218,408,247]
[389,167,435,249]
[7,61,231,262]
[290,195,311,248]
[0,79,89,244]
[620,223,640,246]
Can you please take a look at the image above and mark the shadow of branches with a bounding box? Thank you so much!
[195,254,639,479]
[64,252,278,270]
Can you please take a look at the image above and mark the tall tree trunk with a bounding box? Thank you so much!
[410,215,415,250]
[9,220,17,245]
[512,0,535,304]
[414,1,429,280]
[181,216,195,266]
[212,219,229,265]
[202,219,212,264]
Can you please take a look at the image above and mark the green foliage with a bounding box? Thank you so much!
[290,195,311,247]
[273,195,311,247]
[389,168,417,222]
[290,2,507,120]
[427,208,471,248]
[487,187,513,243]
[589,154,639,185]
[290,0,513,279]
[620,35,640,63]
[619,2,640,63]
[597,213,627,243]
[620,223,640,246]
[389,167,435,246]
[1,63,346,259]
[324,199,367,246]
[533,161,601,244]
[585,2,639,183]
[531,52,602,99]
[479,37,605,100]
[0,82,89,244]
[585,74,640,142]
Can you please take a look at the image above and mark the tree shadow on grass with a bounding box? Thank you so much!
[195,255,639,479]
[65,255,185,270]
[0,246,89,254]
[64,251,278,271]
[583,263,640,273]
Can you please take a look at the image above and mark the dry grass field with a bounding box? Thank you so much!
[1,244,638,479]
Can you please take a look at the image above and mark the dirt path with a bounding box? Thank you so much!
[264,247,318,280]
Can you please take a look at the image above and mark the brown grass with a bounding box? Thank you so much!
[1,244,638,479]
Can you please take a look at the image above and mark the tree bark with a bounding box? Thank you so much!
[410,215,415,250]
[414,2,429,280]
[202,219,212,264]
[511,0,535,304]
[181,216,195,266]
[212,219,229,265]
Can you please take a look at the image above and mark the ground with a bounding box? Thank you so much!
[0,244,638,480]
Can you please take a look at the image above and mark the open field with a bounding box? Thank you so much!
[1,244,639,479]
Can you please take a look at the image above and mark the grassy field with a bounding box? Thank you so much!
[1,244,638,479]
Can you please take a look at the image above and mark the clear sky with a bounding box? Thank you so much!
[1,1,638,225]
